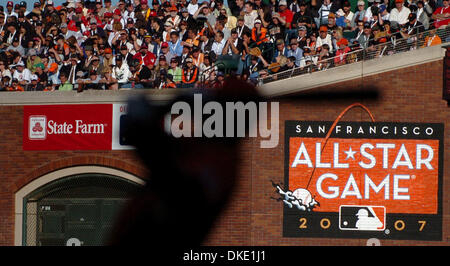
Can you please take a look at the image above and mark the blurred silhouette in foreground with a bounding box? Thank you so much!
[108,78,262,246]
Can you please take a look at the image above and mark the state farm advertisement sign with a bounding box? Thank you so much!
[278,121,443,240]
[24,104,113,150]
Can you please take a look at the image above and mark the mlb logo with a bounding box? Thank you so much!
[339,205,386,231]
[29,116,47,140]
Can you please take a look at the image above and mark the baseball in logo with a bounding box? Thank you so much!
[276,105,443,240]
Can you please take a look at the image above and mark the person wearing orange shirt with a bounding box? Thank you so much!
[422,26,442,47]
[181,57,198,88]
[251,19,269,46]
[8,78,24,91]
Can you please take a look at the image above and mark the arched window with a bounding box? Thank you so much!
[15,166,144,246]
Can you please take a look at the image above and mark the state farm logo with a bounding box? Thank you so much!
[29,116,47,140]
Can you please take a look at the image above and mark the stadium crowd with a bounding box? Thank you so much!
[0,0,447,91]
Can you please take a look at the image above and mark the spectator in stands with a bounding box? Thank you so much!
[211,30,226,58]
[247,55,264,84]
[28,74,44,91]
[400,13,425,50]
[282,56,297,71]
[0,76,11,91]
[168,57,182,86]
[316,25,333,54]
[133,43,156,68]
[243,1,258,29]
[331,28,345,52]
[422,25,442,47]
[267,12,286,43]
[352,1,367,28]
[81,70,103,90]
[432,0,450,29]
[10,78,24,91]
[390,0,411,27]
[334,38,351,66]
[194,2,216,28]
[222,28,244,60]
[112,55,132,89]
[12,61,31,87]
[0,60,12,82]
[299,46,315,67]
[160,73,177,89]
[351,20,365,41]
[316,0,339,27]
[199,54,217,83]
[335,1,354,32]
[316,44,332,70]
[366,3,384,28]
[296,26,309,50]
[278,0,294,36]
[358,23,374,49]
[416,1,433,30]
[58,72,73,91]
[168,32,183,57]
[7,36,25,55]
[181,57,198,88]
[235,16,251,40]
[154,55,169,86]
[251,19,269,46]
[187,0,200,16]
[159,42,175,64]
[326,13,338,32]
[292,1,314,30]
[379,4,390,22]
[214,71,226,89]
[364,0,382,23]
[287,38,303,66]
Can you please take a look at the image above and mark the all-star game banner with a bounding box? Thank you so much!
[279,121,444,240]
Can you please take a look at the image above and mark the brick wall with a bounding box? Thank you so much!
[0,60,448,246]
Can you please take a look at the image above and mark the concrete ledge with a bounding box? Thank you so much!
[0,88,188,105]
[259,43,447,98]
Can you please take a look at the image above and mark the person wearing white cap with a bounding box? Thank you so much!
[243,2,258,29]
[278,0,294,29]
[12,61,32,86]
[162,20,176,42]
[28,74,44,91]
[352,0,367,28]
[251,19,269,45]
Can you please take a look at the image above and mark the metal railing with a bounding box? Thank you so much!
[259,25,450,85]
